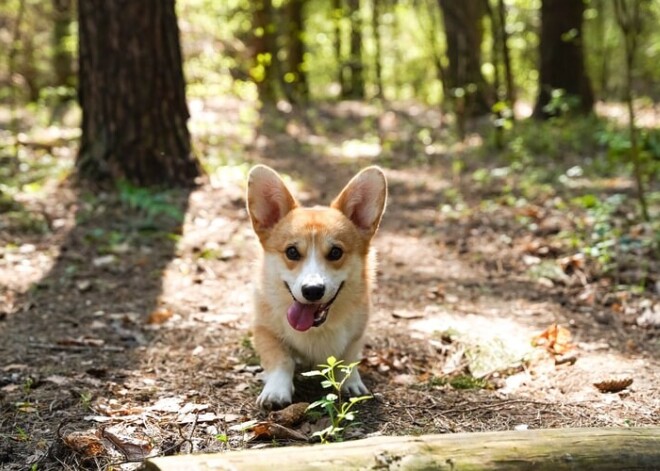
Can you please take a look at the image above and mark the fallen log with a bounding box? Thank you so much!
[142,427,660,471]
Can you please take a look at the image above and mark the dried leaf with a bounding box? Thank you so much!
[44,375,70,386]
[268,402,310,427]
[250,421,308,442]
[219,413,242,423]
[149,397,183,412]
[532,324,574,355]
[102,428,152,460]
[392,310,424,320]
[558,253,585,274]
[76,280,92,292]
[147,307,173,325]
[62,431,106,457]
[177,412,218,424]
[57,336,105,347]
[594,378,633,393]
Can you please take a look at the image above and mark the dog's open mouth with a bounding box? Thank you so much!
[285,282,344,332]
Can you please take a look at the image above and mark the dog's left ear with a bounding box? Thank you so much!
[332,167,387,238]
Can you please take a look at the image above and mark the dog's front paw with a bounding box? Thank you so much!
[341,370,370,397]
[257,369,294,410]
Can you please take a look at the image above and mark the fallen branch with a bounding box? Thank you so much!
[142,427,660,471]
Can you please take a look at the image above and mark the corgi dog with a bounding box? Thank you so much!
[246,165,387,409]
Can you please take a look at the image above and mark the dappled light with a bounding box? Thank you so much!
[0,0,658,469]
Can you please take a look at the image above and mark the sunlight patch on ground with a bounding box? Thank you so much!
[328,139,381,159]
[206,162,251,189]
[376,233,473,278]
[409,308,535,377]
[596,101,660,129]
[0,245,61,293]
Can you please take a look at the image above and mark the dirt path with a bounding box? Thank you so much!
[0,102,658,469]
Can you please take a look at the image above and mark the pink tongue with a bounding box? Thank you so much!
[287,302,317,332]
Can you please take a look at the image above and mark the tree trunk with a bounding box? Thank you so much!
[284,0,308,103]
[252,0,280,104]
[77,0,200,187]
[533,0,594,119]
[53,0,74,89]
[437,0,493,116]
[144,427,660,471]
[345,0,365,99]
[614,0,649,221]
[593,0,611,98]
[332,0,347,97]
[372,0,383,99]
[422,0,448,113]
[497,0,515,107]
[485,1,502,96]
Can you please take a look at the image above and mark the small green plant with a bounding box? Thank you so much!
[302,356,372,443]
[117,181,183,224]
[15,426,29,442]
[215,433,228,443]
[79,391,93,410]
[22,377,34,396]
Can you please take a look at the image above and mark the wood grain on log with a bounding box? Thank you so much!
[142,427,660,471]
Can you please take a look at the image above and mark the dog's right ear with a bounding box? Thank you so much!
[247,165,298,241]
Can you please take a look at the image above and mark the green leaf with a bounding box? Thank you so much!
[307,399,329,410]
[349,395,372,404]
[301,370,324,377]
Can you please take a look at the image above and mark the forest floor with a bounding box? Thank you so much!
[0,99,658,470]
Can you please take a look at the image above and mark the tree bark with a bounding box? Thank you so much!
[332,0,347,97]
[497,0,515,107]
[614,0,649,221]
[372,0,383,99]
[345,0,365,99]
[437,0,494,116]
[533,0,594,119]
[252,0,280,104]
[284,0,308,103]
[144,427,660,471]
[77,0,200,187]
[53,0,74,89]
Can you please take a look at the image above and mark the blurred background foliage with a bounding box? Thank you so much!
[0,0,658,286]
[1,0,658,106]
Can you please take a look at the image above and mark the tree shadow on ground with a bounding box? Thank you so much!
[0,180,192,468]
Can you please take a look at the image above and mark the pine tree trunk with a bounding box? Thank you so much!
[252,0,280,104]
[437,0,494,116]
[284,0,308,103]
[52,0,74,89]
[372,0,383,99]
[533,0,594,119]
[332,0,347,97]
[346,0,365,99]
[77,0,200,187]
[497,0,515,107]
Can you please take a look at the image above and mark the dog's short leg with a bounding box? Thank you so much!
[340,338,370,397]
[254,325,295,410]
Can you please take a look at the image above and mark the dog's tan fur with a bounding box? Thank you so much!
[246,165,387,409]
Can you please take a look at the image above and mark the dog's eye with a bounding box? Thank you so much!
[285,246,301,261]
[327,246,343,261]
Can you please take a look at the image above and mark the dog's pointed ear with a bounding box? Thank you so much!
[332,167,387,237]
[247,165,298,241]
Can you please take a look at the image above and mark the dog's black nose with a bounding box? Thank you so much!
[302,283,325,302]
